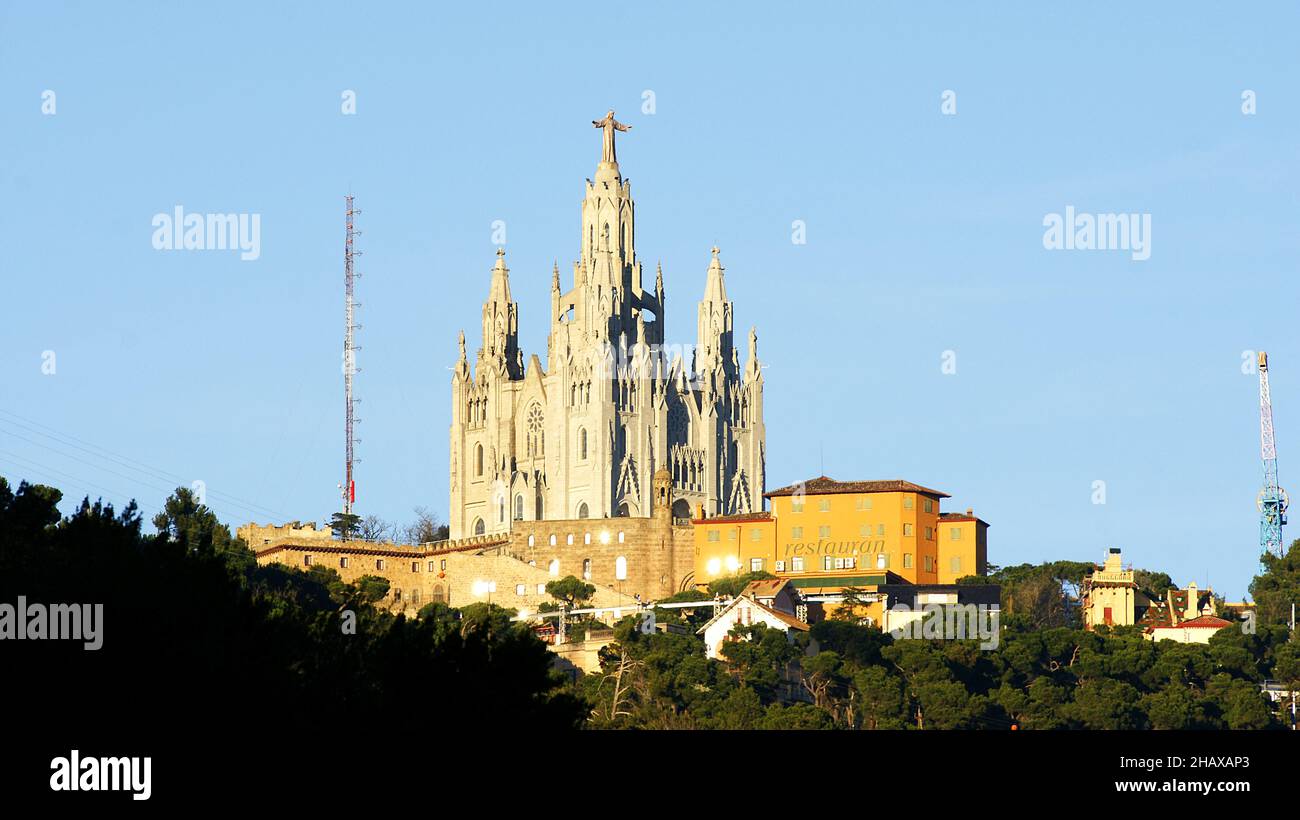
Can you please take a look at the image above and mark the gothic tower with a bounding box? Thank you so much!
[449,115,765,539]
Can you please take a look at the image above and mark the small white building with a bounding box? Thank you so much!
[1145,614,1233,644]
[697,582,813,660]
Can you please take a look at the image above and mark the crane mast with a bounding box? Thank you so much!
[1258,351,1288,557]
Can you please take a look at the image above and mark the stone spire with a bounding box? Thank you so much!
[695,246,735,382]
[480,247,521,377]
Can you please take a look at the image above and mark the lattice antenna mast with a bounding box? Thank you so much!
[343,196,363,518]
[1258,351,1288,557]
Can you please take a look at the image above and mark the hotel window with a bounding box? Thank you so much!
[904,496,914,509]
[818,499,831,512]
[775,560,786,572]
[818,525,830,538]
[340,557,349,569]
[823,556,834,571]
[516,584,526,596]
[376,559,386,570]
[950,556,962,573]
[903,524,913,537]
[582,558,592,580]
[750,558,763,573]
[923,498,934,513]
[791,557,805,572]
[791,526,803,539]
[304,555,313,566]
[903,553,913,568]
[412,561,420,572]
[876,553,888,569]
[707,530,720,542]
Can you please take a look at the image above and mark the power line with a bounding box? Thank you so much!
[0,408,289,520]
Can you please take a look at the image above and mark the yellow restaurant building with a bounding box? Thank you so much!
[692,476,988,595]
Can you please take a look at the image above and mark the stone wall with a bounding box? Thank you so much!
[254,537,638,615]
[503,514,695,600]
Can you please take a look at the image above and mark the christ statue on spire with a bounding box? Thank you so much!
[592,110,631,164]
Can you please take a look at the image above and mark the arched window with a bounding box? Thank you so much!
[577,502,589,519]
[579,428,588,460]
[514,494,524,521]
[615,556,628,581]
[548,559,559,576]
[526,403,544,457]
[582,558,592,580]
[472,518,485,535]
[475,443,484,476]
[497,497,505,523]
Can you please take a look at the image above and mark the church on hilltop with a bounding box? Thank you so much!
[448,111,766,539]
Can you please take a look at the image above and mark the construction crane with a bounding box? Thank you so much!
[1257,351,1288,557]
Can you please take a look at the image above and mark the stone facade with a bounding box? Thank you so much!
[448,121,766,539]
[254,536,639,615]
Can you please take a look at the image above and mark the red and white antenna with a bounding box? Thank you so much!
[343,195,362,518]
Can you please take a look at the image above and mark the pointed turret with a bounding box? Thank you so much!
[695,246,735,384]
[480,247,521,378]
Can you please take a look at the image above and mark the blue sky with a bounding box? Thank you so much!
[2,2,1297,598]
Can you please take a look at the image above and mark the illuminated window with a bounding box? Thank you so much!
[750,558,763,573]
[822,556,834,570]
[791,557,804,572]
[876,553,887,569]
